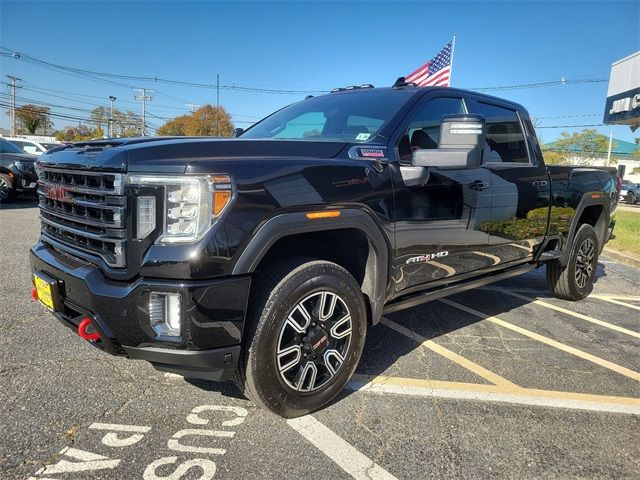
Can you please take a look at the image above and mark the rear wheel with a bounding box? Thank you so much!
[234,259,367,418]
[546,224,599,300]
[0,174,15,203]
[627,192,637,205]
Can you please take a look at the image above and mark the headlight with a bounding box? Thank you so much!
[15,161,28,171]
[129,174,233,243]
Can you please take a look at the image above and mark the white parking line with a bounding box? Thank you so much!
[440,298,640,382]
[380,317,518,388]
[287,415,398,480]
[591,295,640,312]
[494,289,640,339]
[348,375,640,416]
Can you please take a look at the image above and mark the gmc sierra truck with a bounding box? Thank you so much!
[30,85,619,417]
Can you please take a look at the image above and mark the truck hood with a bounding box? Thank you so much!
[1,152,38,163]
[37,138,348,173]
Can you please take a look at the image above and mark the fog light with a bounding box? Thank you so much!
[149,292,181,337]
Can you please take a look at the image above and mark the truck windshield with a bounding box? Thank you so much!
[0,139,26,154]
[242,90,414,142]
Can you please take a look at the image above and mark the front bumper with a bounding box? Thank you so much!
[30,241,251,381]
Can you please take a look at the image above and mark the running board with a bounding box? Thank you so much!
[382,264,538,315]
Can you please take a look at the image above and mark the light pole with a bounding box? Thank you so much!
[108,96,116,138]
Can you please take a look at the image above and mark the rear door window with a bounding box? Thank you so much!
[469,102,530,164]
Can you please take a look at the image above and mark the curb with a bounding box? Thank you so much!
[602,247,640,269]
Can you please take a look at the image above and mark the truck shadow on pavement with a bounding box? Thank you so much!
[183,261,609,410]
[0,195,39,210]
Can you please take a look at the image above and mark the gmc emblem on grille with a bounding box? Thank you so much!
[44,184,71,203]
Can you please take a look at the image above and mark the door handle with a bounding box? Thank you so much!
[469,180,489,191]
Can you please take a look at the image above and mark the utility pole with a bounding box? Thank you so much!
[6,75,21,136]
[186,102,200,113]
[216,74,220,136]
[606,131,613,166]
[108,96,116,138]
[133,88,153,136]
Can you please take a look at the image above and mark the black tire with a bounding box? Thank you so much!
[546,224,599,301]
[234,259,367,418]
[627,192,637,205]
[0,174,15,203]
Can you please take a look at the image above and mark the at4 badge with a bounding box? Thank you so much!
[405,251,449,264]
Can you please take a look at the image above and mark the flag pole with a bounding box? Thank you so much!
[448,34,456,87]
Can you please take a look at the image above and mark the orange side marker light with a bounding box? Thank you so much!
[306,210,341,219]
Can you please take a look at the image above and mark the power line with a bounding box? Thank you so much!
[2,46,611,95]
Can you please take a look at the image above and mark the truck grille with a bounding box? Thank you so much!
[38,167,127,268]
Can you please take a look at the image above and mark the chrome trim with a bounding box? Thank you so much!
[40,216,126,268]
[39,199,125,229]
[39,167,126,195]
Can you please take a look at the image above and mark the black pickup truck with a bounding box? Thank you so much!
[30,85,619,417]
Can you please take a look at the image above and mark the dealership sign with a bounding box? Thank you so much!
[604,51,640,129]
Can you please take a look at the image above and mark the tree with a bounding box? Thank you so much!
[14,104,51,134]
[90,106,108,132]
[548,129,614,166]
[54,124,99,142]
[542,150,570,165]
[156,104,233,137]
[157,115,190,136]
[111,109,142,137]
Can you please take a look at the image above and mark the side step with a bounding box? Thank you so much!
[382,264,538,315]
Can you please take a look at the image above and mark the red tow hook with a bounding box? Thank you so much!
[31,288,38,301]
[78,317,101,342]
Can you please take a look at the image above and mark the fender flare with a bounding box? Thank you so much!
[557,193,610,265]
[232,208,390,325]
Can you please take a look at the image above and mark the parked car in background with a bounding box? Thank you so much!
[0,138,38,202]
[620,179,640,204]
[4,137,63,156]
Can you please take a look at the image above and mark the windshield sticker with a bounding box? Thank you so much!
[355,133,371,141]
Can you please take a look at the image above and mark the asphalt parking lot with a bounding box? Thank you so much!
[1,198,639,479]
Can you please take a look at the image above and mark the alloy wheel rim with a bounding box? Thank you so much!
[276,291,352,393]
[0,178,9,201]
[575,238,595,289]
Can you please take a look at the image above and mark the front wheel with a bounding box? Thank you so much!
[0,174,15,203]
[234,259,367,418]
[627,192,637,205]
[546,224,599,300]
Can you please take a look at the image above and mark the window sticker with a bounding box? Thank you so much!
[355,132,371,141]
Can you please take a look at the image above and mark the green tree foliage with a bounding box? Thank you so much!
[54,124,101,142]
[88,107,142,137]
[14,104,51,134]
[550,129,614,166]
[156,105,233,137]
[90,106,108,131]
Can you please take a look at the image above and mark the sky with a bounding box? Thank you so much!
[0,0,639,144]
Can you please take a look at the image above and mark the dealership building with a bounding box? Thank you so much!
[604,51,640,180]
[604,51,640,131]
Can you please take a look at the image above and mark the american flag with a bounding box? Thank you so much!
[405,41,453,87]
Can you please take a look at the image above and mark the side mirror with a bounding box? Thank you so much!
[412,114,485,169]
[233,128,244,138]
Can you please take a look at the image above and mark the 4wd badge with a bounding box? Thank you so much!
[405,251,449,264]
